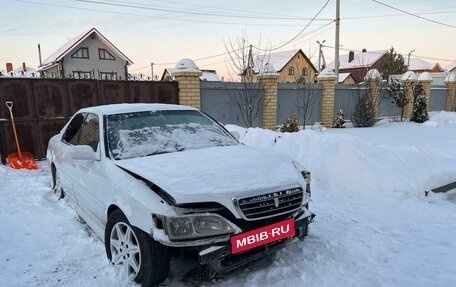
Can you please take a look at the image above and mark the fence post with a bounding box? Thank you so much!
[365,69,382,118]
[445,73,456,112]
[259,71,279,130]
[317,71,337,127]
[401,71,417,119]
[172,59,202,109]
[417,72,432,109]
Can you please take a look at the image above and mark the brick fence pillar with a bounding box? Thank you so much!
[317,71,337,127]
[418,72,432,109]
[364,69,383,118]
[172,59,202,109]
[259,72,279,130]
[174,71,202,109]
[445,73,456,112]
[401,71,417,119]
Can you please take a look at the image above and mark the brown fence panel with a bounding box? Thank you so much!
[33,79,69,119]
[127,81,154,103]
[0,78,35,120]
[153,82,179,104]
[68,80,99,114]
[99,81,128,104]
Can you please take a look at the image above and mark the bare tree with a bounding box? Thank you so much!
[225,32,271,127]
[292,65,316,129]
[386,78,413,122]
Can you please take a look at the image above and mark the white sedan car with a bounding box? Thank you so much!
[47,103,314,287]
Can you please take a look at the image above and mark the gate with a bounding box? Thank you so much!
[0,78,178,163]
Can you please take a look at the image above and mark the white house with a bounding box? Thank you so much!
[38,28,133,80]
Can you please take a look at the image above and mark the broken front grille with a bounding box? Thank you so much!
[234,188,303,220]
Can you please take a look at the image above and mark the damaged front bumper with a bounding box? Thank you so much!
[198,210,315,274]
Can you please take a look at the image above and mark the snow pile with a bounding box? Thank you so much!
[1,112,456,287]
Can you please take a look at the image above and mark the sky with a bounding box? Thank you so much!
[1,111,456,287]
[0,0,455,80]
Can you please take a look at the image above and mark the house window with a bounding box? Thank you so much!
[71,47,89,59]
[72,71,92,79]
[99,49,115,60]
[288,67,295,75]
[100,72,117,80]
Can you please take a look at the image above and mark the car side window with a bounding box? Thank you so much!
[63,113,100,151]
[63,113,85,144]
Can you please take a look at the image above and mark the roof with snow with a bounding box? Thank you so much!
[161,68,221,81]
[445,61,456,72]
[326,50,388,70]
[338,72,352,83]
[200,70,221,81]
[255,49,317,73]
[408,58,443,72]
[40,27,133,69]
[1,66,39,78]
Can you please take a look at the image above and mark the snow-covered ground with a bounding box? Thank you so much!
[1,112,456,287]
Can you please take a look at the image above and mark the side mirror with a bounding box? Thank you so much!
[69,145,96,160]
[229,130,240,141]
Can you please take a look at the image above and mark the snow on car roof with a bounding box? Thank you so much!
[78,103,197,115]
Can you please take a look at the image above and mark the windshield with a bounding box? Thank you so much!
[106,110,238,160]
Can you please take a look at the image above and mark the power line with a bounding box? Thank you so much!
[110,0,314,19]
[12,0,325,27]
[372,0,456,29]
[130,19,335,72]
[254,0,332,52]
[75,0,332,21]
[343,10,456,20]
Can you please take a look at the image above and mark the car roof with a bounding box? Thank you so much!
[77,103,197,115]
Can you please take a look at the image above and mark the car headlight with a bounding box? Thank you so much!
[164,214,235,240]
[301,171,311,184]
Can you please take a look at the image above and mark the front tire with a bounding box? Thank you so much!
[105,210,170,287]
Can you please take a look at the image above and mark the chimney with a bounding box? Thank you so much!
[362,48,367,53]
[6,63,13,72]
[349,51,354,63]
[22,62,27,71]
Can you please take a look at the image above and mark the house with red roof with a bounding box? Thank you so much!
[38,28,133,80]
[324,49,389,83]
[407,58,444,73]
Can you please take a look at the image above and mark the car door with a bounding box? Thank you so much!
[66,113,109,230]
[56,112,88,206]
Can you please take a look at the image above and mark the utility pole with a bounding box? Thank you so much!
[316,40,326,73]
[335,0,340,78]
[151,62,154,81]
[407,50,415,70]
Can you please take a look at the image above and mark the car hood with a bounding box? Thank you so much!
[115,145,303,205]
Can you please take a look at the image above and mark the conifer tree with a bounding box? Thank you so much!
[280,113,299,132]
[410,84,429,123]
[333,109,346,128]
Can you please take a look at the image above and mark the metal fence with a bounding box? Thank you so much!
[429,86,447,111]
[0,78,178,163]
[277,83,322,126]
[201,81,263,127]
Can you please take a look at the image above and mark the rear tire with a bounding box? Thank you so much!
[51,165,64,199]
[105,209,170,287]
